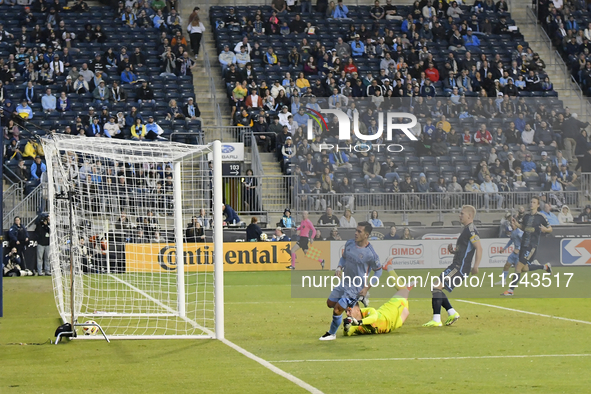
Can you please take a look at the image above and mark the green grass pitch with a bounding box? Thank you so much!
[1,270,591,393]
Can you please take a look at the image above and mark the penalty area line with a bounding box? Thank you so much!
[455,299,591,325]
[270,353,591,364]
[221,338,324,394]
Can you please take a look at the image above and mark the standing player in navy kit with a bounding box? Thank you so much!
[423,205,483,327]
[501,196,552,296]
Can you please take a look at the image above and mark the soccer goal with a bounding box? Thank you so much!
[44,135,224,340]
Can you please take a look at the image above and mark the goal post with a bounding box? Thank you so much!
[44,135,224,340]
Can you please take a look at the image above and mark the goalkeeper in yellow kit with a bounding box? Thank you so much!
[343,282,413,336]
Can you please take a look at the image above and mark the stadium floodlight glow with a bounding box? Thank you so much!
[43,135,224,340]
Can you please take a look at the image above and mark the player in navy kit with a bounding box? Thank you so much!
[501,196,552,296]
[423,205,483,327]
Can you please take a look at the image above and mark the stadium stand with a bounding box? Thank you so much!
[2,0,201,191]
[209,1,590,218]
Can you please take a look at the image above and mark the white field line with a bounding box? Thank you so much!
[270,353,591,363]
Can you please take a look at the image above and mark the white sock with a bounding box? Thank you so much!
[432,314,441,323]
[447,308,457,316]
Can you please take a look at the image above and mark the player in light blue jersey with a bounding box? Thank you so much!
[319,222,383,341]
[495,224,523,285]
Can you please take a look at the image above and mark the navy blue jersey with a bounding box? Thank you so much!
[453,222,480,270]
[520,212,549,249]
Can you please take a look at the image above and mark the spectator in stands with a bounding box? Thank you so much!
[339,208,357,228]
[56,91,71,112]
[280,208,294,228]
[481,174,503,211]
[369,210,383,227]
[246,217,263,242]
[318,207,338,226]
[521,154,537,176]
[557,163,577,187]
[384,225,399,240]
[136,79,155,105]
[5,139,22,161]
[41,88,56,113]
[92,81,110,107]
[401,227,413,240]
[338,176,355,210]
[558,205,573,224]
[120,64,137,85]
[363,153,383,186]
[542,203,560,225]
[104,116,121,138]
[552,150,568,169]
[577,205,591,222]
[31,156,46,180]
[474,123,492,145]
[130,118,147,141]
[272,227,291,241]
[15,99,33,119]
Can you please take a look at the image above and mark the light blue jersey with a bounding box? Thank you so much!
[329,239,382,307]
[504,228,523,265]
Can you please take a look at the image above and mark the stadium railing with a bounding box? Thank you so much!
[2,182,24,215]
[202,29,220,129]
[203,126,249,142]
[3,183,45,230]
[222,173,295,217]
[581,173,591,201]
[291,190,583,218]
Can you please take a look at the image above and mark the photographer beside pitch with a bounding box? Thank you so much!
[423,205,483,327]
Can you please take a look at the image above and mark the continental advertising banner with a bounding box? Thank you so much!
[125,241,332,272]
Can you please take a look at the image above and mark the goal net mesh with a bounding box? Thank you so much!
[44,135,217,338]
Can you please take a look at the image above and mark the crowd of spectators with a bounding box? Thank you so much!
[1,0,203,189]
[537,0,591,96]
[211,1,591,217]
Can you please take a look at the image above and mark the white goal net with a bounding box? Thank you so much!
[44,135,224,339]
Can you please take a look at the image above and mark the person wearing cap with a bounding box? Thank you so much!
[183,97,201,121]
[49,53,64,76]
[108,80,126,103]
[103,116,120,138]
[557,163,577,187]
[463,28,480,48]
[135,79,154,104]
[144,115,165,141]
[271,227,290,242]
[92,80,110,107]
[120,64,137,85]
[87,116,103,138]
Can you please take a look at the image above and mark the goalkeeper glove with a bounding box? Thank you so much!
[343,317,352,332]
[335,266,343,278]
[350,317,362,326]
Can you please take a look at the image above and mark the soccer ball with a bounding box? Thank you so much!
[260,233,268,241]
[82,321,99,335]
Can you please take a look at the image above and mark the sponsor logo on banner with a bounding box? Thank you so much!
[126,242,291,272]
[383,243,425,267]
[208,143,245,162]
[487,241,513,266]
[560,239,591,265]
[437,242,455,265]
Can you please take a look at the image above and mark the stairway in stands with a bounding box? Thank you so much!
[180,3,231,133]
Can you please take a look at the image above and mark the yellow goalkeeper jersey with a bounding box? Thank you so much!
[345,297,408,336]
